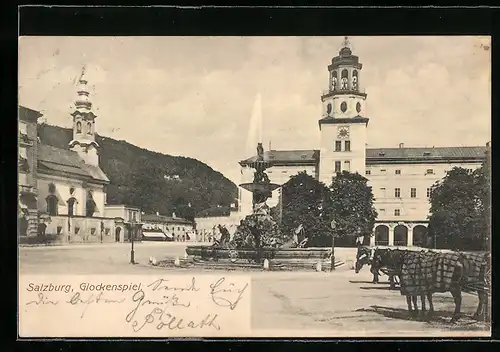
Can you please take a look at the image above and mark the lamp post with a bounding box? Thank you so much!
[330,219,336,271]
[130,219,136,264]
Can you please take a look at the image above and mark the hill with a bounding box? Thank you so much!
[37,124,238,220]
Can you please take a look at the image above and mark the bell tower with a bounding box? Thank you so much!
[318,37,369,185]
[68,66,100,166]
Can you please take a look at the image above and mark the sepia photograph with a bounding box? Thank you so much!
[18,35,491,338]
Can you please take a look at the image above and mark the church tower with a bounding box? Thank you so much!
[318,37,369,185]
[68,67,100,166]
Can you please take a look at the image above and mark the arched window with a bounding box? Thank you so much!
[331,70,337,91]
[86,191,96,217]
[76,121,82,134]
[352,70,358,90]
[67,197,76,216]
[46,195,58,216]
[87,122,92,135]
[341,69,348,90]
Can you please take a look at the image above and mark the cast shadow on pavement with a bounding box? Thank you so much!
[356,305,489,330]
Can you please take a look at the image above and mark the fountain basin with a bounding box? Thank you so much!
[239,182,281,193]
[185,245,332,260]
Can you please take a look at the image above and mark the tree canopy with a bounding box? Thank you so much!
[279,171,333,246]
[329,171,378,246]
[428,165,490,251]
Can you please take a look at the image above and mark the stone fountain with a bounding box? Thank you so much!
[183,143,334,271]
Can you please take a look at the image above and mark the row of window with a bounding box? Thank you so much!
[331,69,359,91]
[334,160,351,173]
[378,187,432,199]
[334,140,351,152]
[46,195,96,217]
[366,168,436,175]
[379,209,403,216]
[76,121,93,135]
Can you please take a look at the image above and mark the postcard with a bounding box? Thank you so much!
[18,35,491,338]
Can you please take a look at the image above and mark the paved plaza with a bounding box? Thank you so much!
[19,242,490,337]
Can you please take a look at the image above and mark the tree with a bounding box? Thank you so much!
[329,171,377,247]
[428,166,490,250]
[279,172,333,247]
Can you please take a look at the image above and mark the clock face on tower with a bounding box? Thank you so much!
[337,126,350,139]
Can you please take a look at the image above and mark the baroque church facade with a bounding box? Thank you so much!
[18,70,140,243]
[239,37,489,248]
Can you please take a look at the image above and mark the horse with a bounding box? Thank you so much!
[371,248,432,319]
[354,246,399,288]
[372,248,490,323]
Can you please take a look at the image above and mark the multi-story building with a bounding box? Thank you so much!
[18,106,43,237]
[239,37,488,248]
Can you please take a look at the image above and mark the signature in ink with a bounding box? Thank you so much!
[125,290,219,332]
[209,277,248,310]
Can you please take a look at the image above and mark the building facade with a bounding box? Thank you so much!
[142,213,195,242]
[19,106,43,237]
[239,37,488,248]
[103,205,142,242]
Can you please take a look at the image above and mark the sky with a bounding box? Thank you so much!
[18,36,491,184]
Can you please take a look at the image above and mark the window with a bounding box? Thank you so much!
[426,169,434,175]
[19,147,27,159]
[334,161,341,173]
[19,121,27,135]
[331,71,337,90]
[352,70,358,90]
[19,173,27,185]
[380,169,387,173]
[410,188,417,198]
[87,122,92,135]
[395,169,401,175]
[345,140,351,152]
[394,209,401,216]
[344,160,351,172]
[76,121,82,133]
[379,208,386,214]
[380,188,386,198]
[394,188,401,198]
[46,195,58,216]
[335,141,342,151]
[341,69,348,90]
[427,188,431,198]
[365,170,371,175]
[67,198,76,216]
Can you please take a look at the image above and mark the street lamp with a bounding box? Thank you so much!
[330,219,336,271]
[130,219,136,264]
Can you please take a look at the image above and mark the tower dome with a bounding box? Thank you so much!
[75,68,92,110]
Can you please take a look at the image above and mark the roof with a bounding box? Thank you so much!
[239,146,487,166]
[366,146,487,164]
[240,149,319,166]
[37,144,110,183]
[104,204,141,211]
[19,106,43,122]
[142,213,193,224]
